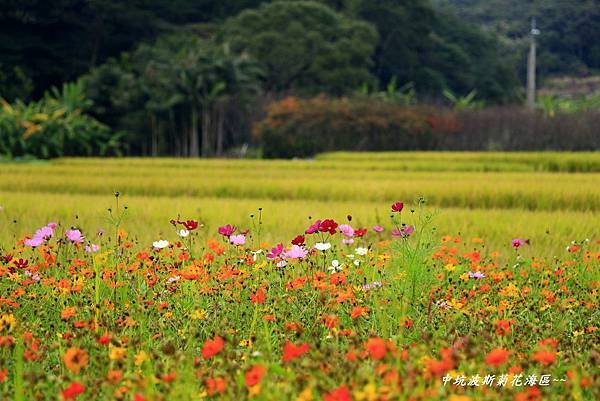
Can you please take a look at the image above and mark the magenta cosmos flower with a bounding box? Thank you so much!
[372,225,384,233]
[267,243,284,259]
[512,238,529,248]
[218,224,236,236]
[304,220,321,234]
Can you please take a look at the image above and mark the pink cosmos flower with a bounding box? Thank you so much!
[372,225,384,233]
[512,238,529,248]
[229,234,246,246]
[392,225,414,238]
[342,238,354,245]
[468,271,485,279]
[304,220,321,235]
[65,229,84,243]
[218,224,236,236]
[267,243,284,259]
[283,245,308,259]
[24,222,57,247]
[85,244,100,253]
[339,224,354,237]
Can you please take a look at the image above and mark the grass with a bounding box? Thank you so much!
[0,152,598,254]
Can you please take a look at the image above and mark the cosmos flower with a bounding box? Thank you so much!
[391,202,404,212]
[178,229,190,238]
[24,222,57,247]
[283,245,308,259]
[314,242,331,251]
[267,243,284,259]
[202,336,224,359]
[218,224,236,236]
[153,240,169,249]
[355,247,368,256]
[282,341,309,362]
[85,244,100,253]
[65,229,84,244]
[485,348,509,367]
[229,234,246,246]
[63,347,89,374]
[468,271,485,279]
[339,224,354,237]
[62,382,85,400]
[372,225,384,233]
[304,220,321,234]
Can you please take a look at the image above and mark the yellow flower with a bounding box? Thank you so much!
[448,299,464,309]
[444,263,456,272]
[448,396,471,401]
[0,314,16,332]
[499,283,519,298]
[248,384,261,398]
[459,272,469,281]
[354,383,377,401]
[191,309,207,320]
[295,387,314,401]
[134,350,149,366]
[109,345,127,361]
[254,261,267,270]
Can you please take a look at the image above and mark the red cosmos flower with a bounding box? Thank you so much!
[350,306,369,319]
[250,288,266,304]
[245,364,267,387]
[324,385,352,401]
[354,228,367,237]
[365,337,387,360]
[62,382,85,399]
[531,349,556,365]
[13,258,28,269]
[319,219,338,235]
[97,333,110,345]
[183,220,199,231]
[134,394,146,401]
[391,202,404,212]
[202,336,225,359]
[291,235,305,246]
[282,341,309,362]
[495,319,515,336]
[485,348,510,367]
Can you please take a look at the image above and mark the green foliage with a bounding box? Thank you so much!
[83,32,262,157]
[0,81,121,159]
[254,96,433,158]
[434,0,600,76]
[220,1,378,94]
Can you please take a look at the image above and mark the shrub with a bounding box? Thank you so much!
[0,81,121,159]
[254,96,434,158]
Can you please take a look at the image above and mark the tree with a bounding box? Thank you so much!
[219,1,378,95]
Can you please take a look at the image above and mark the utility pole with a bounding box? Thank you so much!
[526,17,540,111]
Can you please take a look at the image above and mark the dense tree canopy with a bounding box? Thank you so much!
[219,1,378,95]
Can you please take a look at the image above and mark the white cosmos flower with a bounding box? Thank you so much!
[353,259,361,266]
[355,247,368,256]
[178,229,190,238]
[276,260,288,268]
[327,259,343,273]
[314,242,331,251]
[153,239,169,249]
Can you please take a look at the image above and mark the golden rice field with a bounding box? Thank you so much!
[0,152,599,254]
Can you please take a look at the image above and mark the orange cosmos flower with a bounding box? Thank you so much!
[202,336,224,359]
[245,364,266,387]
[323,385,352,401]
[282,341,309,362]
[63,347,89,374]
[350,306,369,319]
[531,349,556,365]
[62,381,85,399]
[365,337,387,360]
[484,348,509,368]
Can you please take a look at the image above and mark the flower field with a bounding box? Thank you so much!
[0,153,599,400]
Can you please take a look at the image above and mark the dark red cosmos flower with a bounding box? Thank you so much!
[354,228,367,237]
[183,220,199,231]
[291,235,305,246]
[391,202,404,212]
[62,381,85,399]
[319,219,338,235]
[14,258,28,269]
